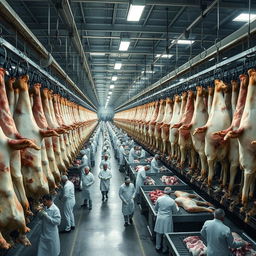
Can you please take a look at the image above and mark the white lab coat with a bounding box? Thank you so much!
[37,203,61,256]
[200,219,244,256]
[98,169,112,191]
[81,172,95,200]
[100,159,111,168]
[150,158,161,173]
[61,180,76,229]
[140,149,146,159]
[80,154,89,168]
[119,183,136,216]
[154,195,178,234]
[119,146,126,165]
[135,167,147,195]
[128,148,139,163]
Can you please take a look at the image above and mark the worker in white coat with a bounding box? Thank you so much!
[128,146,140,163]
[119,177,136,227]
[150,154,162,173]
[98,163,112,201]
[60,175,76,232]
[135,165,151,198]
[80,166,95,210]
[154,187,179,253]
[100,154,111,169]
[102,146,111,159]
[37,194,61,256]
[200,209,245,256]
[80,150,89,168]
[137,146,146,160]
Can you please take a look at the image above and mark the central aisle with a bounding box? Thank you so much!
[60,131,161,256]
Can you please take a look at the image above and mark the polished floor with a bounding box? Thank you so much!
[59,133,161,256]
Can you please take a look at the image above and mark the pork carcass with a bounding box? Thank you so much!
[160,98,173,154]
[215,76,248,198]
[207,86,214,115]
[168,95,182,160]
[179,86,208,180]
[194,80,231,187]
[153,99,166,151]
[5,77,16,116]
[31,84,60,191]
[143,102,155,144]
[225,69,256,207]
[0,69,37,216]
[174,191,213,213]
[172,90,196,169]
[13,75,58,201]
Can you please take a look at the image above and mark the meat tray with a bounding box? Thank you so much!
[165,232,256,256]
[140,186,213,237]
[145,173,187,186]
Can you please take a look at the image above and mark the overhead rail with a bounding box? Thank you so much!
[0,37,96,112]
[0,0,96,110]
[115,17,256,112]
[56,0,99,104]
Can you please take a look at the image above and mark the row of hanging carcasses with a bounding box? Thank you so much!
[0,67,98,249]
[114,68,256,223]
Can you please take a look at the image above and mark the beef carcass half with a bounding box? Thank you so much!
[174,191,213,213]
[31,84,60,191]
[172,90,196,169]
[194,80,231,187]
[224,69,256,208]
[13,75,58,201]
[148,100,160,148]
[179,86,208,180]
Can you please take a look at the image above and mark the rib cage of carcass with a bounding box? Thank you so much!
[0,68,98,249]
[113,68,256,224]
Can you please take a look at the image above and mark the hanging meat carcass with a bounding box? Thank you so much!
[224,69,256,209]
[172,90,196,169]
[148,100,160,148]
[179,86,208,180]
[194,80,231,187]
[5,77,16,116]
[207,86,214,115]
[13,75,59,202]
[143,102,155,144]
[160,97,173,154]
[31,84,60,191]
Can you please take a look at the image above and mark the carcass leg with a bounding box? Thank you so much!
[190,148,197,170]
[0,233,10,249]
[241,170,254,207]
[207,159,215,186]
[179,146,186,168]
[162,140,166,154]
[249,173,256,199]
[228,164,239,196]
[221,160,229,187]
[187,205,214,213]
[197,153,208,181]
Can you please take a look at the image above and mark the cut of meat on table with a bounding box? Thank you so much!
[148,189,164,204]
[160,175,179,185]
[183,236,207,256]
[231,233,256,256]
[144,176,155,185]
[174,191,214,213]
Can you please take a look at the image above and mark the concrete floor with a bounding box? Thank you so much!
[59,131,161,256]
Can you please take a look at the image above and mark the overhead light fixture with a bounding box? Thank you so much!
[110,84,115,89]
[112,76,117,81]
[156,54,173,59]
[233,13,256,22]
[141,70,155,74]
[172,40,195,45]
[127,4,145,22]
[119,41,130,51]
[223,56,228,60]
[109,91,112,95]
[90,52,105,56]
[179,78,185,82]
[114,62,122,70]
[208,57,215,62]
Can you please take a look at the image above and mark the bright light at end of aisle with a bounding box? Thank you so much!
[114,63,122,69]
[108,91,112,95]
[127,4,145,21]
[119,41,130,51]
[112,76,117,81]
[110,84,115,89]
[171,40,194,45]
[233,13,256,22]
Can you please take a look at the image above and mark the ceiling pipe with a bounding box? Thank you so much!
[0,0,96,109]
[55,0,99,104]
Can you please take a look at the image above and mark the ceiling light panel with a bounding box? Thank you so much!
[127,4,145,22]
[114,63,122,70]
[112,76,118,81]
[233,13,256,22]
[110,85,115,89]
[119,41,130,51]
[155,54,173,59]
[172,40,195,45]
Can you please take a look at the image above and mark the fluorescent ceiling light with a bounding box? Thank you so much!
[110,84,115,89]
[114,63,122,70]
[208,57,214,62]
[172,40,195,45]
[233,13,256,22]
[156,54,173,59]
[112,76,117,81]
[127,4,145,22]
[90,52,105,56]
[223,57,228,60]
[141,77,148,80]
[109,91,112,95]
[141,70,155,74]
[119,41,130,51]
[179,78,185,82]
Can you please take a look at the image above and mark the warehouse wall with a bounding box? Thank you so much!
[97,106,114,121]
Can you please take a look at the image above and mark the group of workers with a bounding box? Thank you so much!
[36,121,249,256]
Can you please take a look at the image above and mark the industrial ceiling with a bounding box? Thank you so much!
[0,0,255,111]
